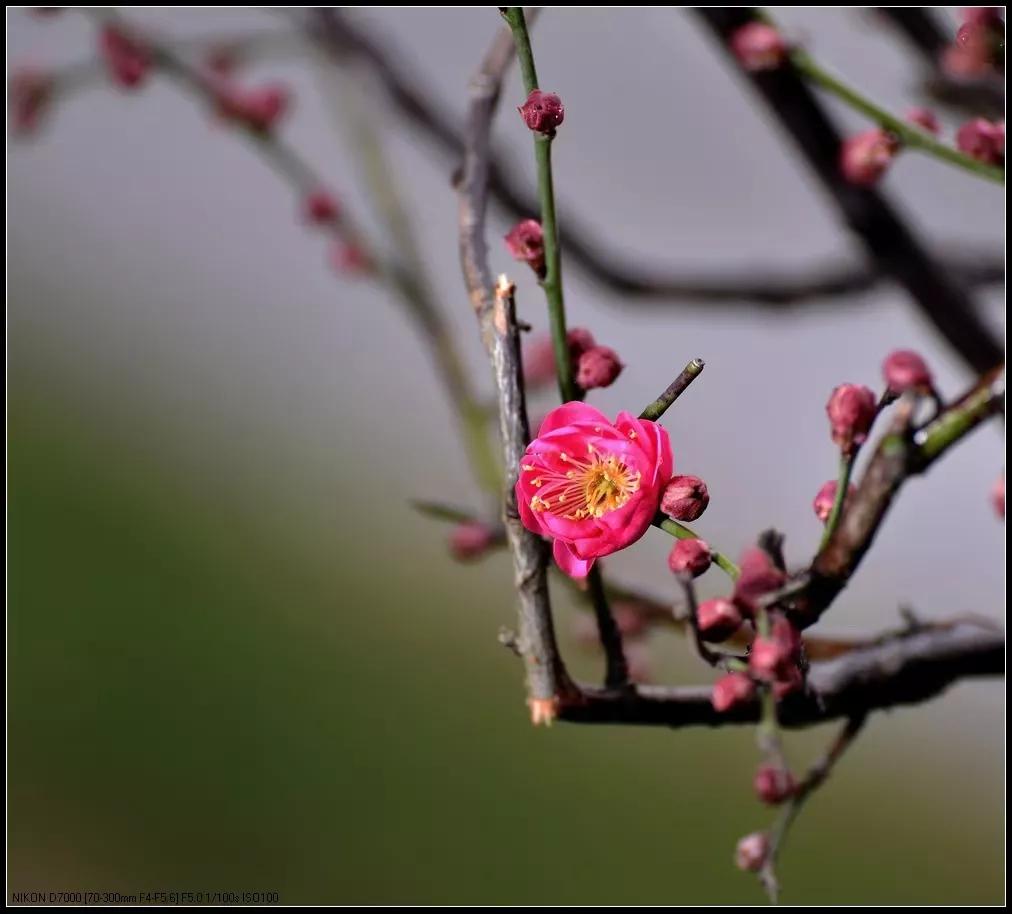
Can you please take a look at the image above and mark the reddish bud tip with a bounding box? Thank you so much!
[732,547,786,617]
[9,66,53,136]
[303,189,340,226]
[711,672,756,713]
[449,521,497,561]
[905,107,940,135]
[696,597,743,643]
[518,89,564,133]
[753,764,796,805]
[576,345,623,391]
[956,118,1005,165]
[660,474,710,522]
[735,832,770,872]
[329,240,373,277]
[812,479,854,524]
[99,25,151,90]
[730,22,788,71]
[826,383,877,454]
[840,129,900,186]
[882,349,933,393]
[504,218,545,276]
[668,538,713,579]
[993,473,1005,519]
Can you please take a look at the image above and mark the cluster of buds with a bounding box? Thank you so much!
[9,66,53,136]
[729,22,789,72]
[521,325,623,393]
[99,24,152,90]
[839,128,901,186]
[956,118,1005,166]
[943,8,1005,77]
[518,89,564,134]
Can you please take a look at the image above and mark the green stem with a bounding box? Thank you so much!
[639,358,705,421]
[768,19,1005,186]
[915,371,1004,465]
[655,517,740,580]
[819,453,853,550]
[502,7,578,403]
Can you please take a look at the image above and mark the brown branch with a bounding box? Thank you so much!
[457,22,574,717]
[306,10,1003,313]
[697,8,1004,375]
[560,618,1002,729]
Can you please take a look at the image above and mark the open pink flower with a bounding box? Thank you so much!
[516,402,672,578]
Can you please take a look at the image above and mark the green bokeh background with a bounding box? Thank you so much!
[7,304,1003,904]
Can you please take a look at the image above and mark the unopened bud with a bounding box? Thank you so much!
[735,832,770,872]
[696,597,743,642]
[216,80,290,133]
[730,22,788,71]
[660,474,710,522]
[905,107,940,135]
[732,547,786,617]
[839,129,900,186]
[668,538,712,579]
[956,118,1004,165]
[504,219,545,277]
[882,348,933,393]
[711,672,756,713]
[448,521,496,561]
[826,383,877,454]
[576,345,623,390]
[99,25,151,89]
[9,67,53,136]
[812,479,854,524]
[518,89,564,133]
[329,240,373,276]
[993,473,1005,519]
[303,189,340,226]
[753,764,796,805]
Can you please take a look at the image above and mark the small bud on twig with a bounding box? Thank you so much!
[712,671,756,712]
[753,763,796,805]
[575,345,623,391]
[735,832,770,872]
[730,22,788,71]
[882,349,933,394]
[668,538,713,579]
[839,129,900,186]
[696,597,743,642]
[99,24,152,90]
[504,218,545,277]
[518,89,564,134]
[826,383,877,454]
[660,474,710,522]
[812,479,854,523]
[956,118,1005,166]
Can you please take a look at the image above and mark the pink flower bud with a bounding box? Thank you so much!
[735,832,770,872]
[956,118,1004,165]
[826,383,877,454]
[754,764,796,805]
[773,664,804,700]
[504,218,545,277]
[750,614,801,681]
[812,479,855,524]
[518,89,564,133]
[882,349,933,393]
[216,80,290,132]
[905,107,940,135]
[711,672,756,713]
[99,25,151,90]
[730,22,788,71]
[449,521,496,561]
[668,538,712,579]
[660,474,710,522]
[732,547,786,617]
[329,240,373,276]
[993,473,1005,519]
[840,129,900,186]
[576,345,623,390]
[523,327,597,389]
[567,327,596,359]
[696,597,743,642]
[9,66,53,136]
[303,189,340,226]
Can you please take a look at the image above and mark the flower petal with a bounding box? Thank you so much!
[538,402,611,437]
[553,538,595,578]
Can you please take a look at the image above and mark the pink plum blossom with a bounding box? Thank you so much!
[516,402,673,578]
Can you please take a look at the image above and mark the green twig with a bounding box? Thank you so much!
[762,11,1005,186]
[819,452,853,550]
[501,7,577,403]
[639,358,705,421]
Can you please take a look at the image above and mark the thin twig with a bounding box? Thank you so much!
[587,565,630,689]
[758,713,867,902]
[639,358,705,421]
